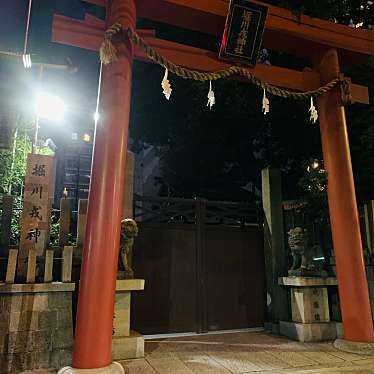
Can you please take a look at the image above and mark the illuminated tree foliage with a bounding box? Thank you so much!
[0,117,32,196]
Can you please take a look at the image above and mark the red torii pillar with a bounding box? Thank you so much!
[61,0,136,372]
[315,49,374,343]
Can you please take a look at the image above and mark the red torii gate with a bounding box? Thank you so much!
[52,0,374,372]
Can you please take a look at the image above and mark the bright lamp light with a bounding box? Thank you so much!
[36,92,65,122]
[93,111,100,122]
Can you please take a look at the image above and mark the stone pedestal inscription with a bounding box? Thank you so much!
[279,277,338,342]
[291,287,330,323]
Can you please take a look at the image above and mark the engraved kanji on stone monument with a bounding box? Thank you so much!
[17,154,56,279]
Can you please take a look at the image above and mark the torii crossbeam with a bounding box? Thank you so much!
[52,1,374,372]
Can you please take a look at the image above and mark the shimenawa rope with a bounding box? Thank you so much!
[100,23,352,104]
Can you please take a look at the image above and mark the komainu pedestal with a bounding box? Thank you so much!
[278,277,338,342]
[112,279,145,360]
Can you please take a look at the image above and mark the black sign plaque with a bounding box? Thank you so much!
[219,0,268,66]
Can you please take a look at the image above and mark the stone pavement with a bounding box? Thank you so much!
[119,332,374,374]
[24,332,374,374]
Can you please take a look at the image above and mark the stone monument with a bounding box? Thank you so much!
[18,154,56,281]
[0,153,75,372]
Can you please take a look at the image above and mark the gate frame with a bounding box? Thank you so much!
[51,0,374,370]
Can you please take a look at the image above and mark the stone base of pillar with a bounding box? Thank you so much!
[280,321,337,342]
[113,331,144,360]
[334,339,374,356]
[58,362,125,374]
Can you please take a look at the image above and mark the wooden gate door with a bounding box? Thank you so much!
[131,196,265,335]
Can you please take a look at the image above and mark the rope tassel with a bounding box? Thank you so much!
[262,89,270,115]
[207,81,215,109]
[162,68,172,100]
[309,97,319,123]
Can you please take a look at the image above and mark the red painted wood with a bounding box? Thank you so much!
[314,48,374,342]
[137,0,224,36]
[135,36,322,92]
[137,0,374,63]
[53,0,374,63]
[71,0,136,368]
[52,14,105,51]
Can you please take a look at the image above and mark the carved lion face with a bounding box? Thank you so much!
[288,227,307,251]
[121,218,139,237]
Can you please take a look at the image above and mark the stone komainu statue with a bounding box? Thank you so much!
[119,218,138,279]
[287,227,314,276]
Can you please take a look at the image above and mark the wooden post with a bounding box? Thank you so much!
[62,246,73,282]
[0,195,14,257]
[72,0,136,369]
[5,249,18,283]
[44,249,54,283]
[76,199,88,248]
[59,197,72,248]
[314,48,374,342]
[261,168,289,332]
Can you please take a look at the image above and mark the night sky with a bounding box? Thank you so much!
[0,0,102,143]
[2,1,363,201]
